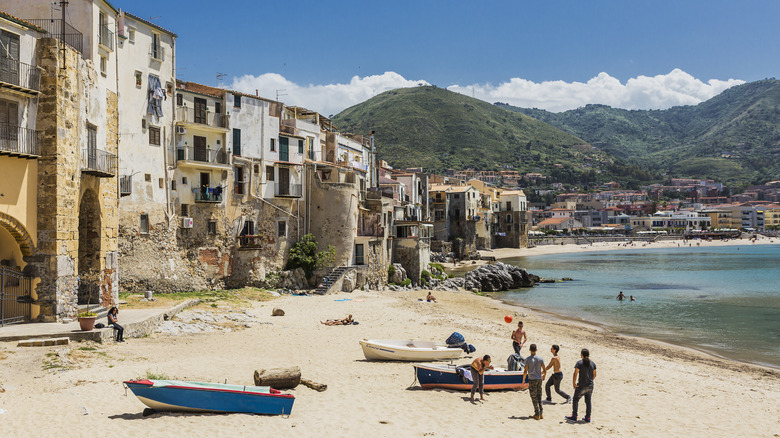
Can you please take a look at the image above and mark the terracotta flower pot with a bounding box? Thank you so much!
[78,316,97,331]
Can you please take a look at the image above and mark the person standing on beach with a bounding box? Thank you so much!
[470,355,493,402]
[543,345,571,404]
[511,321,527,354]
[566,348,597,424]
[523,344,546,420]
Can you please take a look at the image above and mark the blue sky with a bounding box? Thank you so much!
[121,0,779,115]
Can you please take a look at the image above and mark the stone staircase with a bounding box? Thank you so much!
[77,303,108,320]
[314,266,349,295]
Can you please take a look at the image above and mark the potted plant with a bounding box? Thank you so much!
[77,310,98,331]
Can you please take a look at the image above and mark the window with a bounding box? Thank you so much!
[240,220,254,236]
[298,139,303,154]
[254,164,259,174]
[277,220,286,237]
[149,126,161,145]
[207,220,217,235]
[128,28,135,43]
[140,214,149,234]
[234,166,245,195]
[355,244,365,265]
[181,204,188,216]
[454,193,460,199]
[100,56,107,76]
[307,137,314,159]
[135,71,142,87]
[270,138,276,152]
[151,33,161,60]
[182,176,188,185]
[232,129,241,156]
[176,93,183,106]
[506,214,513,224]
[234,94,241,108]
[158,178,164,188]
[506,201,512,211]
[215,101,222,115]
[266,166,275,181]
[144,173,151,182]
[454,208,461,219]
[171,179,177,190]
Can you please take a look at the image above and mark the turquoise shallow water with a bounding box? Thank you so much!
[498,244,780,368]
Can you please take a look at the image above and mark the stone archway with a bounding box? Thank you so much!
[77,189,101,305]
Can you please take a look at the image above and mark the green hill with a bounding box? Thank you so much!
[332,86,622,183]
[498,79,780,188]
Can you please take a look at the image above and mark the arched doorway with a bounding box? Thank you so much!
[0,213,35,324]
[77,189,101,305]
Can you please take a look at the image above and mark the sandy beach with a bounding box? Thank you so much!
[2,282,779,437]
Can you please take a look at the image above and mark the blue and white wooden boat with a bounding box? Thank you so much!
[123,379,295,415]
[413,363,528,391]
[360,339,464,361]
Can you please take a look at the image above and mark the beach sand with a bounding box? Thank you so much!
[1,285,779,437]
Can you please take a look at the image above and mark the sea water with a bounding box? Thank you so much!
[498,244,780,368]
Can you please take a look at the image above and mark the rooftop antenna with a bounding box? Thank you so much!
[276,89,287,102]
[216,72,227,87]
[149,16,161,21]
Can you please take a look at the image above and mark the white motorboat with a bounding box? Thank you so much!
[359,339,464,361]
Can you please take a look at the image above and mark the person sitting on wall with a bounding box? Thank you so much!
[107,307,124,342]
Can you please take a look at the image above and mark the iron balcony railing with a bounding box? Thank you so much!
[238,234,263,249]
[275,183,302,198]
[0,58,41,92]
[176,107,229,129]
[150,42,165,61]
[0,124,41,156]
[176,145,228,165]
[25,19,84,54]
[119,175,132,196]
[99,25,114,50]
[81,148,117,176]
[195,188,223,203]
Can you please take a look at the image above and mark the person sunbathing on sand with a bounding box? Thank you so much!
[426,292,437,303]
[321,314,354,326]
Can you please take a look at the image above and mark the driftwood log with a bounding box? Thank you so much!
[254,366,301,389]
[300,378,327,392]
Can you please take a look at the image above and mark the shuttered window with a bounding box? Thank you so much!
[232,128,241,156]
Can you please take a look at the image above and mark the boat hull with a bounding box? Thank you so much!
[413,363,528,391]
[360,339,463,361]
[124,380,295,415]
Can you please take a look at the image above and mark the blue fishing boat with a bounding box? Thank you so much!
[123,379,295,415]
[413,363,528,391]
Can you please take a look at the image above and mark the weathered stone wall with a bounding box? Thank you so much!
[27,39,119,320]
[307,169,358,267]
[392,238,431,284]
[495,211,528,248]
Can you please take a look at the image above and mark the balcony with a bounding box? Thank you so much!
[238,234,263,249]
[81,148,117,177]
[195,188,223,203]
[0,125,41,158]
[150,42,165,61]
[25,19,83,54]
[0,59,41,95]
[176,107,229,130]
[99,25,114,51]
[176,145,229,170]
[275,183,302,198]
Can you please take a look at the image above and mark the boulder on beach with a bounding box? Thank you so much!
[463,262,539,292]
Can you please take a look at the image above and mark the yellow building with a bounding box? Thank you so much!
[700,209,732,230]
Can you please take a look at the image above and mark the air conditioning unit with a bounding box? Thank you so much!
[176,126,186,134]
[181,217,193,228]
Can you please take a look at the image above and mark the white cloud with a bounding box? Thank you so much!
[448,69,745,112]
[230,72,428,117]
[229,69,744,115]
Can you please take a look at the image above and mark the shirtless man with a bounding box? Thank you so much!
[511,321,527,354]
[616,291,626,301]
[543,345,571,404]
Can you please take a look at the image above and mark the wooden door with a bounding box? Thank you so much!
[278,167,289,195]
[194,135,207,162]
[194,97,207,124]
[0,31,19,86]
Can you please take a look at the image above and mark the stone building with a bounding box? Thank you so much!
[0,0,122,321]
[493,190,529,248]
